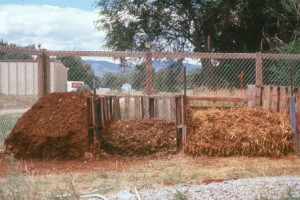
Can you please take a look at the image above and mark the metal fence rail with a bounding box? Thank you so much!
[1,46,300,148]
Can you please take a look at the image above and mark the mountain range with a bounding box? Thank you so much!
[84,59,201,77]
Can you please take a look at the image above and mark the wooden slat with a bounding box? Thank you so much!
[262,85,271,111]
[113,96,120,120]
[270,86,278,112]
[141,97,144,119]
[176,96,183,124]
[144,97,150,119]
[187,96,247,103]
[279,86,288,112]
[149,98,155,118]
[100,98,106,127]
[170,96,176,121]
[134,97,141,119]
[86,97,93,127]
[108,97,113,120]
[125,96,130,120]
[162,97,168,120]
[246,85,258,108]
[154,98,159,117]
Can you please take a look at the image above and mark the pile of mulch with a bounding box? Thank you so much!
[102,119,176,156]
[5,92,92,159]
[185,108,294,158]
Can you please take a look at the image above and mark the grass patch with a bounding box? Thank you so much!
[0,114,21,146]
[1,154,300,199]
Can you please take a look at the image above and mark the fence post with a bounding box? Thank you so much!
[37,49,50,96]
[255,52,263,86]
[145,50,153,95]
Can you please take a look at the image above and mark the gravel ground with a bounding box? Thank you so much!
[98,176,300,200]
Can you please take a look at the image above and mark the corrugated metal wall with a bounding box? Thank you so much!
[0,61,67,95]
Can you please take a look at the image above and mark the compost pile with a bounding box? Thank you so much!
[185,108,294,158]
[102,119,176,156]
[5,92,91,159]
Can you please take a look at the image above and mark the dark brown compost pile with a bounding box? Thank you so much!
[5,92,92,159]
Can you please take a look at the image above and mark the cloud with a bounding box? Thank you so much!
[0,4,106,50]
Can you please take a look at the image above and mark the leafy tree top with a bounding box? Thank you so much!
[96,0,298,53]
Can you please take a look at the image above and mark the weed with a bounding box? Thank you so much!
[173,186,189,200]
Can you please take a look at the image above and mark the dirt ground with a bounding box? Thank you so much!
[1,153,300,199]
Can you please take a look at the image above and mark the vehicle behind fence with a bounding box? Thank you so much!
[1,46,300,148]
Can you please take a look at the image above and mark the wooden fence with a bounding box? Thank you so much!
[87,85,298,148]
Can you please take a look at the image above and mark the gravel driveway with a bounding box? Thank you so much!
[103,176,300,200]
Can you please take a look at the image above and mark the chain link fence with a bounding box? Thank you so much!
[1,46,300,147]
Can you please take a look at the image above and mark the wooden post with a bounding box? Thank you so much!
[149,97,155,118]
[145,51,153,95]
[37,49,50,96]
[125,96,130,120]
[94,98,101,142]
[262,85,271,111]
[279,86,288,111]
[246,85,262,108]
[170,96,176,121]
[86,96,94,144]
[144,96,150,119]
[289,96,299,149]
[270,86,278,112]
[255,52,263,86]
[113,96,120,120]
[154,98,159,117]
[162,97,168,120]
[134,96,141,119]
[108,96,113,120]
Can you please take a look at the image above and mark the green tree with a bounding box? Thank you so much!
[154,60,183,92]
[96,0,298,88]
[58,56,98,89]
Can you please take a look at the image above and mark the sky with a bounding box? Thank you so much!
[0,0,106,50]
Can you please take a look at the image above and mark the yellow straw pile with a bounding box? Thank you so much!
[185,108,294,158]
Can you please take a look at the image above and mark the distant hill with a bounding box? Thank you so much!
[85,59,201,77]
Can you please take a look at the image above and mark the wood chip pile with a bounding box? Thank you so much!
[102,119,176,156]
[185,108,294,158]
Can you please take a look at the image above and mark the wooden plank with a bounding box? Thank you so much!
[289,97,297,143]
[106,96,110,120]
[86,97,93,127]
[108,97,113,120]
[149,98,155,118]
[187,96,247,103]
[279,86,288,112]
[125,96,130,120]
[113,96,120,120]
[144,97,150,119]
[246,85,257,108]
[94,98,101,142]
[262,85,271,111]
[176,96,183,124]
[100,98,105,127]
[141,97,144,119]
[170,96,176,121]
[162,97,168,120]
[154,98,159,117]
[45,49,257,59]
[103,97,107,122]
[270,86,278,112]
[134,97,141,119]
